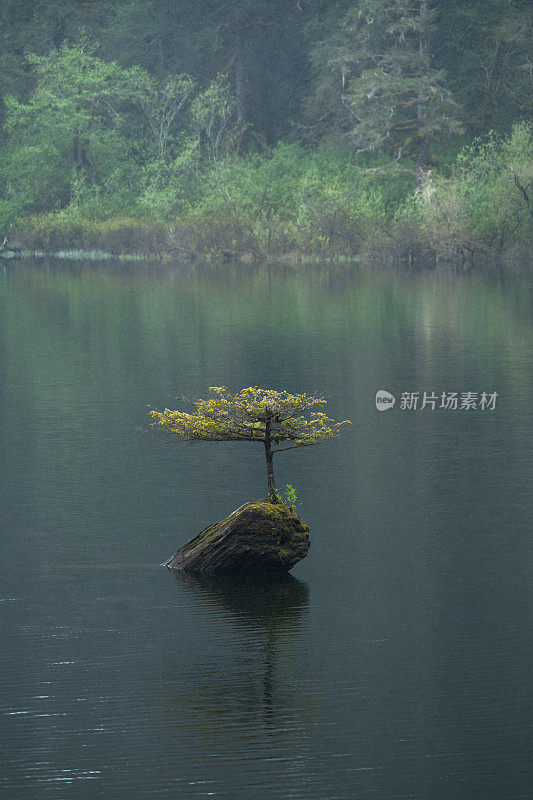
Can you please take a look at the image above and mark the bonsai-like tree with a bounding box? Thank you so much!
[149,386,351,502]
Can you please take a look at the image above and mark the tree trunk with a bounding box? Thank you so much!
[73,131,90,170]
[235,52,247,128]
[416,0,430,185]
[264,417,277,501]
[415,138,430,187]
[234,2,248,154]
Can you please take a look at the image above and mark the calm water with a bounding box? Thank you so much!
[0,259,531,799]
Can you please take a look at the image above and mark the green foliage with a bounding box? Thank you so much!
[150,387,350,498]
[416,122,533,259]
[284,484,298,510]
[166,142,412,257]
[133,72,196,161]
[307,0,463,170]
[0,3,531,261]
[434,0,532,131]
[191,75,240,164]
[1,43,143,218]
[272,485,298,510]
[150,386,350,446]
[136,140,200,218]
[1,42,201,224]
[13,213,168,256]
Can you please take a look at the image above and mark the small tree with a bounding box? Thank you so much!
[149,386,351,502]
[191,75,239,164]
[133,72,196,163]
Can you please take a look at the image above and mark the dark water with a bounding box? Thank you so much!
[0,259,531,799]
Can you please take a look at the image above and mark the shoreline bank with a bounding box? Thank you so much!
[5,215,531,270]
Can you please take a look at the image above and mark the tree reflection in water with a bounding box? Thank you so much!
[161,572,312,741]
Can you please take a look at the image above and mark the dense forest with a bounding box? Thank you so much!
[1,0,531,263]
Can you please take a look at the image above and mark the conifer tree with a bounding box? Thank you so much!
[149,387,351,501]
[310,0,463,181]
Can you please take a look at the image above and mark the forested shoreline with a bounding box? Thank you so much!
[1,1,531,265]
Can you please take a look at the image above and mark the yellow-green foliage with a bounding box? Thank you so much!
[150,386,351,449]
[414,121,533,260]
[14,214,168,255]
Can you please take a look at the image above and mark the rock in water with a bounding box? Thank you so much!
[164,500,310,573]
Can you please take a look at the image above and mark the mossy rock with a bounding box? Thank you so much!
[164,500,310,573]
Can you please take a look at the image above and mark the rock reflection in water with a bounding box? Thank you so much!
[161,572,313,742]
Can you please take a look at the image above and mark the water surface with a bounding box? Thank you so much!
[1,259,531,799]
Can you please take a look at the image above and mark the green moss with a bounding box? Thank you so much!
[194,500,300,547]
[278,546,294,560]
[196,515,234,543]
[167,497,309,571]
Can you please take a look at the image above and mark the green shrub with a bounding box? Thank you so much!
[417,122,533,261]
[14,214,168,255]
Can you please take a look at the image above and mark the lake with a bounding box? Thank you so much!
[1,258,531,799]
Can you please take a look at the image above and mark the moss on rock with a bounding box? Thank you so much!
[164,500,310,573]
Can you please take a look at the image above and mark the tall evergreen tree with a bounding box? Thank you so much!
[309,0,463,180]
[99,0,310,147]
[433,0,532,131]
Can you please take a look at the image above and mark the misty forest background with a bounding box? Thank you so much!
[0,0,531,263]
